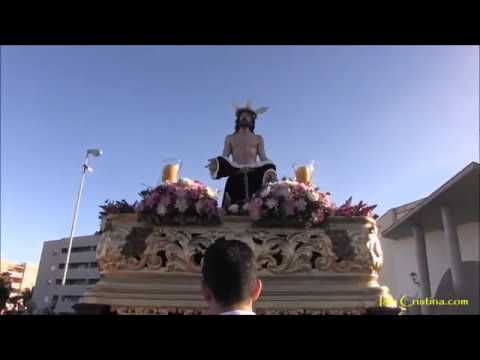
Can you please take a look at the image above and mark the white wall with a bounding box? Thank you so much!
[425,230,449,297]
[379,221,479,302]
[458,222,479,262]
[378,235,419,300]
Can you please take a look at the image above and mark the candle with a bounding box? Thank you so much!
[295,165,312,184]
[162,163,179,183]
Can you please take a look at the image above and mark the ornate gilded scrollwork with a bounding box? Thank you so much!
[97,228,130,271]
[97,220,384,275]
[111,305,366,315]
[252,229,336,274]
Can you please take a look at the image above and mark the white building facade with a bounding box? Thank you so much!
[377,162,479,314]
[0,260,38,296]
[33,235,100,314]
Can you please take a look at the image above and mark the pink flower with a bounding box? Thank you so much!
[175,188,187,199]
[322,193,332,208]
[165,185,176,194]
[299,183,309,192]
[188,189,200,201]
[160,195,171,206]
[282,200,296,216]
[312,210,325,224]
[254,198,263,207]
[145,192,160,207]
[204,199,218,216]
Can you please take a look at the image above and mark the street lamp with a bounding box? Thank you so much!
[61,149,103,286]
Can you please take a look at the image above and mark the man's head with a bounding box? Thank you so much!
[201,239,262,313]
[235,109,256,133]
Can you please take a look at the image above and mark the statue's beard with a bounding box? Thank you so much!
[235,116,255,133]
[239,119,252,128]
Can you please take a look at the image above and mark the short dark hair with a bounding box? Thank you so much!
[202,239,258,307]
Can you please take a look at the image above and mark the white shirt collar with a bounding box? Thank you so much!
[219,309,256,315]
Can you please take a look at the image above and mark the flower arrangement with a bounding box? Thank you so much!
[248,180,334,228]
[335,197,378,218]
[225,203,250,216]
[137,178,221,226]
[99,200,138,219]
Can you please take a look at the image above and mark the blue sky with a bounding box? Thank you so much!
[1,45,478,264]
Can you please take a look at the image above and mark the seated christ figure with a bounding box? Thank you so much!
[207,101,278,208]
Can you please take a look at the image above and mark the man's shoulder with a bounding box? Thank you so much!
[255,134,264,141]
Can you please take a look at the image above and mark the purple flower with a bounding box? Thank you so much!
[254,198,263,207]
[160,195,171,206]
[145,192,160,207]
[188,189,200,201]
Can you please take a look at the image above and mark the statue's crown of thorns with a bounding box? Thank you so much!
[232,99,268,118]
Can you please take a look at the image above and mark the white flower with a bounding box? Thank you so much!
[277,187,290,198]
[260,186,271,198]
[175,198,189,213]
[307,191,319,202]
[156,204,168,216]
[206,187,217,198]
[228,204,239,214]
[178,178,194,186]
[242,203,249,212]
[195,200,204,214]
[265,198,279,209]
[296,199,307,211]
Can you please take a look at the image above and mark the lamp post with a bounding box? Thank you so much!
[62,149,102,286]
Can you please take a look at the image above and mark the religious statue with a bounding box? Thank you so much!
[206,101,278,208]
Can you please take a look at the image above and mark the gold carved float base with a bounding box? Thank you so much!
[80,215,396,315]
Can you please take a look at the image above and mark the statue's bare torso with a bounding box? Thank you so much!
[223,129,268,165]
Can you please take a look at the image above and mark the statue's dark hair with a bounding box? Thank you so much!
[234,109,256,133]
[202,239,257,307]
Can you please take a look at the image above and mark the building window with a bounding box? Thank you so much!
[90,262,98,268]
[55,279,62,285]
[53,249,59,256]
[61,295,81,303]
[61,246,96,254]
[57,279,87,286]
[88,279,99,285]
[72,262,89,269]
[58,262,90,270]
